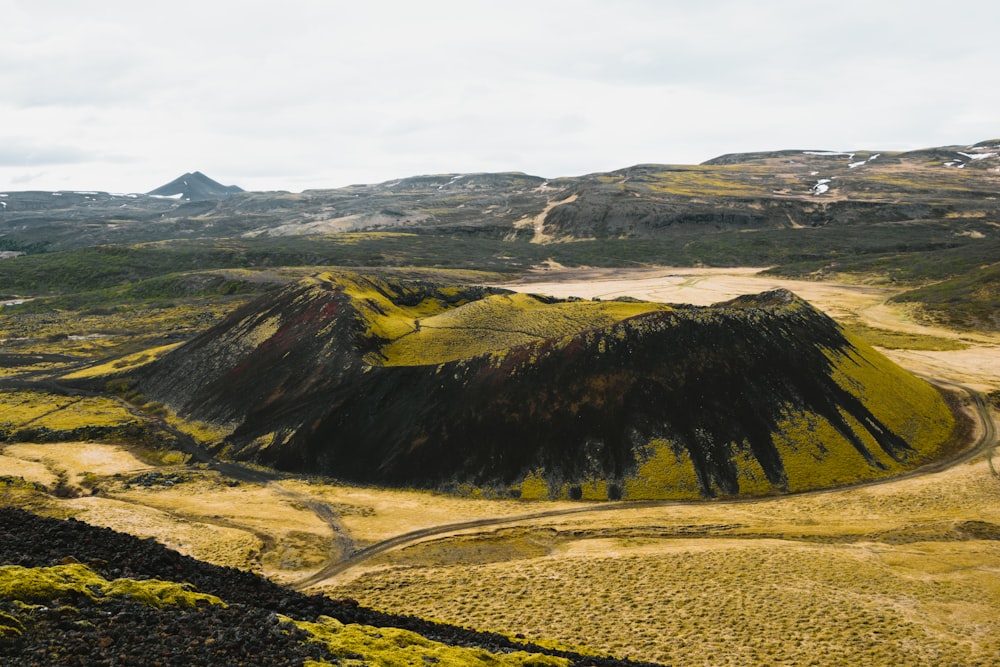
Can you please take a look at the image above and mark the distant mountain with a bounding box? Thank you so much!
[147,171,243,201]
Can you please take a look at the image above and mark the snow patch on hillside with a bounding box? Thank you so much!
[958,151,997,161]
[811,178,831,195]
[803,151,853,157]
[438,175,465,191]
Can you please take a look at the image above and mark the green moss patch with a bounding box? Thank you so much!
[0,563,224,609]
[380,292,672,366]
[841,320,969,351]
[295,615,569,667]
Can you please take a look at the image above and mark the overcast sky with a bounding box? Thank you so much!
[2,1,998,193]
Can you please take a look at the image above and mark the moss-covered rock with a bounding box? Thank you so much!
[295,615,570,667]
[0,563,224,609]
[0,609,24,638]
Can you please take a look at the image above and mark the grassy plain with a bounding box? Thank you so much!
[318,456,1000,666]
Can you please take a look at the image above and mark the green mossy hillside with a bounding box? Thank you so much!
[0,390,143,443]
[380,292,673,366]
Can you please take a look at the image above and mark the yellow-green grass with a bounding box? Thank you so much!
[0,300,239,345]
[775,332,956,491]
[320,272,674,366]
[0,390,139,433]
[4,441,996,665]
[380,292,672,366]
[0,296,250,383]
[324,272,463,343]
[294,616,569,667]
[0,475,54,516]
[861,168,995,192]
[163,413,233,446]
[842,320,969,351]
[831,332,956,445]
[640,165,784,198]
[587,162,855,198]
[327,538,1000,667]
[0,563,224,609]
[60,343,181,380]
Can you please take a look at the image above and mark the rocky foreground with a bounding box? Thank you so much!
[0,507,660,666]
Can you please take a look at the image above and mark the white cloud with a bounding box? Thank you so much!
[1,0,998,193]
[0,137,96,166]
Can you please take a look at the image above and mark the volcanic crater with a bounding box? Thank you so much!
[133,273,958,499]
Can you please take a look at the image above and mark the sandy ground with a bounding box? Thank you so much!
[3,442,155,484]
[501,267,1000,391]
[502,267,890,313]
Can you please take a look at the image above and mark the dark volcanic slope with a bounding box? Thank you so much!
[134,273,956,499]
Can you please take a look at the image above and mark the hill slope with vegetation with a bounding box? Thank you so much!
[127,273,958,499]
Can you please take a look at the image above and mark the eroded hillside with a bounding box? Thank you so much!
[2,141,997,251]
[127,273,958,499]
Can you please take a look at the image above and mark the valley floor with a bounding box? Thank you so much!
[2,267,999,665]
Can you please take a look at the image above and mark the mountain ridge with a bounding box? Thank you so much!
[0,139,995,251]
